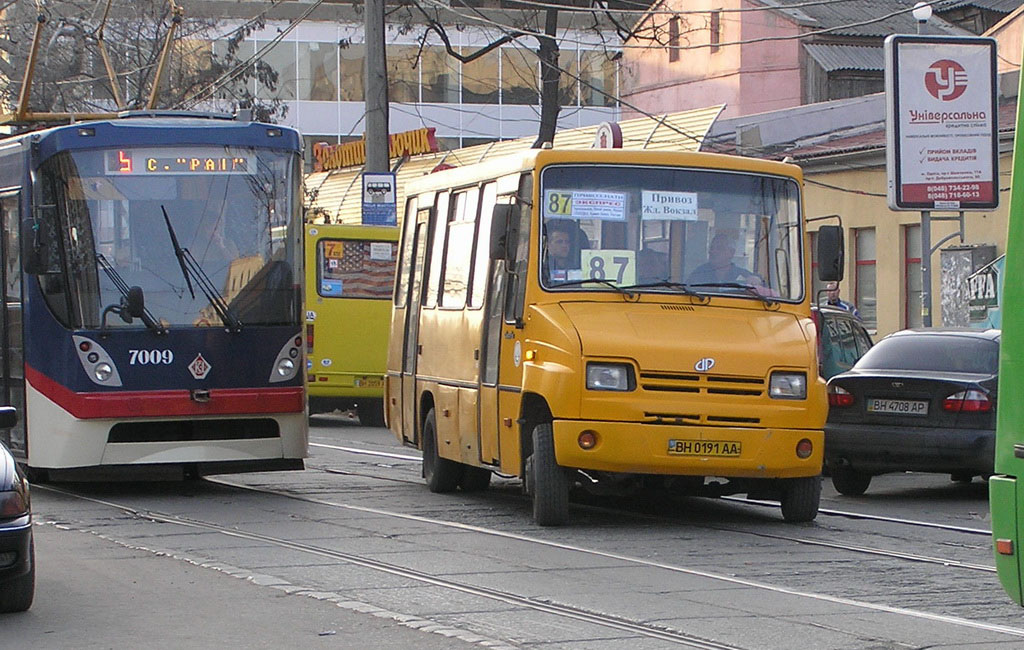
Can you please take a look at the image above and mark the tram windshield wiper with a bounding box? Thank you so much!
[95,253,165,334]
[162,206,243,332]
[687,281,777,306]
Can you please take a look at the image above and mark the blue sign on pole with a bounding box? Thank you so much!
[362,172,397,225]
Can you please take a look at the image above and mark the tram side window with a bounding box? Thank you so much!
[441,188,479,309]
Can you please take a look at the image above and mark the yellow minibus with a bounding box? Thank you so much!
[385,148,843,525]
[305,223,398,426]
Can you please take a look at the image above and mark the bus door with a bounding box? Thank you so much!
[488,181,532,473]
[0,193,25,455]
[399,208,432,445]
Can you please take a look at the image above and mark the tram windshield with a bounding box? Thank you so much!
[36,145,300,329]
[539,165,804,302]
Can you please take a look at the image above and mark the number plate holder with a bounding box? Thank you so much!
[667,439,742,457]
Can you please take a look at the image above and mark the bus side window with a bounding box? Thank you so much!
[394,197,418,307]
[423,192,449,309]
[504,172,533,326]
[469,182,497,309]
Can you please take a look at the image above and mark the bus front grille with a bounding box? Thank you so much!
[640,371,764,397]
[108,419,281,443]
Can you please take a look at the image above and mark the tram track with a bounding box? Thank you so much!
[310,440,998,574]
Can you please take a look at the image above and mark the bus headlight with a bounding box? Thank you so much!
[94,362,114,383]
[769,372,807,400]
[586,363,634,391]
[276,358,296,377]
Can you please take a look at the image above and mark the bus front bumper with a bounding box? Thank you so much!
[552,420,822,479]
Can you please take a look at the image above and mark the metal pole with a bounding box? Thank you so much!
[365,0,389,173]
[921,210,932,326]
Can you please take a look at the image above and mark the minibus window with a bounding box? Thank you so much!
[394,198,418,307]
[504,174,532,325]
[537,164,803,302]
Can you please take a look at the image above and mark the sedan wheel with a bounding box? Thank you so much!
[831,467,872,496]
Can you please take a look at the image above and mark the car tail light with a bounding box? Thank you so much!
[306,323,314,354]
[943,389,991,413]
[0,489,28,517]
[828,385,854,407]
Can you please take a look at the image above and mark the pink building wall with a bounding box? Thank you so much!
[621,0,805,120]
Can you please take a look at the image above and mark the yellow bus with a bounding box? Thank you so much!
[305,223,399,426]
[385,148,843,525]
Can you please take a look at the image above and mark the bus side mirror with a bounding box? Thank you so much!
[816,225,844,282]
[0,406,17,429]
[490,204,513,261]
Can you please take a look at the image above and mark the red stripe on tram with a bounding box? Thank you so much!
[26,366,304,419]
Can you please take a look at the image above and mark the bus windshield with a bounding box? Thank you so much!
[539,164,804,301]
[38,145,299,329]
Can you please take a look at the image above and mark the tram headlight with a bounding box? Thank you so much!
[769,372,807,400]
[94,362,114,383]
[276,358,296,377]
[586,363,634,392]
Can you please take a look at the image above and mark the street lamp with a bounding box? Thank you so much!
[913,2,932,33]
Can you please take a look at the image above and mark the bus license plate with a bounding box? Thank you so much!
[866,398,928,416]
[355,377,383,388]
[668,439,741,457]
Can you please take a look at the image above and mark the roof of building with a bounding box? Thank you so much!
[803,43,885,71]
[305,105,725,224]
[756,0,969,37]
[936,0,1023,14]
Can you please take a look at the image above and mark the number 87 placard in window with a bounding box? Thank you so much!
[582,250,635,285]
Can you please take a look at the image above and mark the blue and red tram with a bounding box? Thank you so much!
[0,112,307,479]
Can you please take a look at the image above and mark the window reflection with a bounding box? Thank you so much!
[420,46,460,103]
[558,48,578,106]
[501,48,538,105]
[340,44,365,101]
[580,50,617,107]
[463,47,499,104]
[256,41,297,100]
[299,42,339,101]
[388,45,420,103]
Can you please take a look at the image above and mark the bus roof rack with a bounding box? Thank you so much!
[115,109,236,121]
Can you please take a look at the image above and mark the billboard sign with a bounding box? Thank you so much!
[885,35,998,211]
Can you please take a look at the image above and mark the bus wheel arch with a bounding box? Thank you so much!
[517,393,552,476]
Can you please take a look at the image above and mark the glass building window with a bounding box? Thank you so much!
[502,47,538,105]
[904,224,922,328]
[298,42,338,101]
[340,44,365,101]
[388,45,420,103]
[256,41,297,100]
[212,39,255,101]
[463,47,499,104]
[580,50,617,107]
[855,228,877,329]
[558,48,578,107]
[420,46,460,103]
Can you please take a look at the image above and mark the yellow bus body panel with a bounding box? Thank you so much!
[305,224,398,408]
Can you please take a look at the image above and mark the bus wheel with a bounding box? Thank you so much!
[530,423,570,526]
[422,409,462,493]
[357,400,386,428]
[459,466,492,492]
[780,476,821,523]
[831,467,872,496]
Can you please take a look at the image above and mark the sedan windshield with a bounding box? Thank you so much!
[539,164,804,301]
[37,145,299,329]
[855,335,999,374]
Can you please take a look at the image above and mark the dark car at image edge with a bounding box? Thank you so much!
[824,328,998,496]
[0,406,33,613]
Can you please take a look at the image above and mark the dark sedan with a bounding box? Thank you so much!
[0,406,33,613]
[825,328,998,496]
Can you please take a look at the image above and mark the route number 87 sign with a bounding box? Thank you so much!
[582,250,635,285]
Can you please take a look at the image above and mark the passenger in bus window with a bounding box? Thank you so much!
[687,232,761,286]
[545,220,580,281]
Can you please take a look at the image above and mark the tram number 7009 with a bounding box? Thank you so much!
[128,349,175,365]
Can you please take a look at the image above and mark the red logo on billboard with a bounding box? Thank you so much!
[924,60,968,101]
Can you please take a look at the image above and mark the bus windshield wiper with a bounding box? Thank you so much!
[621,280,705,298]
[551,277,637,298]
[688,281,777,306]
[95,253,166,334]
[162,206,243,332]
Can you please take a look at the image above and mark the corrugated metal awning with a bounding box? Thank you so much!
[305,104,725,225]
[803,43,885,72]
